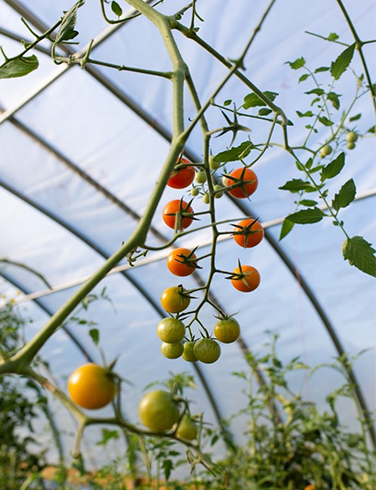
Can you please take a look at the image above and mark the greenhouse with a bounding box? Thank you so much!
[0,0,375,488]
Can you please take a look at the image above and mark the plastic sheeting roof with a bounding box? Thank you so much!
[0,0,375,465]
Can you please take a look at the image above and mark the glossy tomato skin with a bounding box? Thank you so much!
[194,339,221,364]
[176,414,198,440]
[138,390,180,432]
[162,200,193,230]
[157,317,185,343]
[161,341,184,359]
[167,248,197,277]
[214,318,241,343]
[167,158,195,189]
[231,265,260,292]
[233,218,264,248]
[161,286,190,313]
[225,168,258,199]
[182,341,198,362]
[68,363,116,410]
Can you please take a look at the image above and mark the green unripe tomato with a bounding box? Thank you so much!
[202,193,210,204]
[346,131,358,143]
[182,341,198,362]
[209,155,221,170]
[195,171,207,184]
[214,318,240,343]
[214,184,224,199]
[320,144,332,158]
[176,414,198,440]
[161,341,184,359]
[138,390,180,432]
[191,187,199,197]
[194,338,221,364]
[157,318,185,343]
[347,141,356,150]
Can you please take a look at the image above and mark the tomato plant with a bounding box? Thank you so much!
[157,317,186,343]
[194,338,221,364]
[167,157,195,189]
[161,286,190,313]
[213,318,240,343]
[138,390,180,432]
[68,363,116,410]
[167,248,197,277]
[175,414,198,441]
[224,167,258,199]
[162,200,194,230]
[161,341,184,359]
[231,265,260,292]
[232,218,264,248]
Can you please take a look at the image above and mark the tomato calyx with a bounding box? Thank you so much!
[174,247,201,271]
[231,217,262,246]
[223,168,256,194]
[163,198,198,231]
[227,260,255,286]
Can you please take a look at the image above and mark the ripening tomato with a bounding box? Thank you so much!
[157,317,185,343]
[214,318,240,343]
[161,286,190,313]
[231,265,260,292]
[167,158,195,189]
[176,414,198,440]
[304,486,315,490]
[68,363,116,410]
[225,167,258,199]
[161,341,184,359]
[167,248,197,277]
[138,390,180,432]
[182,341,198,362]
[233,218,264,248]
[194,338,221,364]
[162,200,194,230]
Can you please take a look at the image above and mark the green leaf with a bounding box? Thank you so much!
[328,32,339,41]
[319,116,334,126]
[89,328,100,346]
[321,153,345,181]
[258,108,272,116]
[55,0,85,44]
[368,125,375,134]
[332,179,356,211]
[330,43,355,80]
[111,1,123,16]
[349,113,361,122]
[342,236,376,277]
[315,66,330,73]
[162,459,173,481]
[299,73,309,83]
[327,92,341,110]
[286,208,325,224]
[279,179,313,193]
[97,429,119,446]
[306,88,324,96]
[286,57,305,69]
[279,219,294,240]
[223,99,232,106]
[300,199,318,207]
[243,91,278,109]
[214,141,253,162]
[296,110,314,118]
[0,55,39,79]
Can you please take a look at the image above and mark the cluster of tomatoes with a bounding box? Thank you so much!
[158,156,264,364]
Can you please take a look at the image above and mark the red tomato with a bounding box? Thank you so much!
[167,157,195,189]
[162,200,194,230]
[233,218,264,248]
[231,265,260,292]
[225,167,258,199]
[167,248,197,276]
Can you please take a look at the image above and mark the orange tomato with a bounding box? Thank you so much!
[167,158,195,189]
[233,218,264,248]
[162,200,194,230]
[167,248,197,276]
[225,167,258,199]
[68,363,116,410]
[231,265,260,292]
